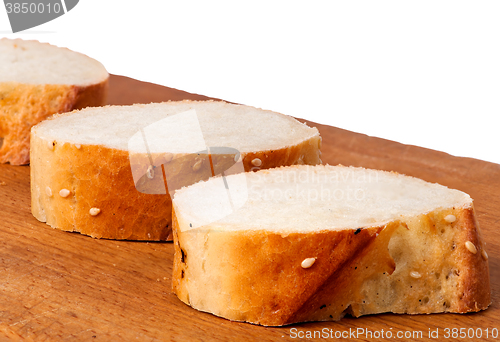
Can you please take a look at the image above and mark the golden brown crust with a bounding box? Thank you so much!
[241,135,321,172]
[452,207,491,312]
[30,114,320,241]
[0,79,108,165]
[72,80,109,110]
[172,205,490,326]
[31,141,172,240]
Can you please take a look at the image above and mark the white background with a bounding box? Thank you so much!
[1,1,499,164]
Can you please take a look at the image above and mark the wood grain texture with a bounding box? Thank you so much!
[0,74,498,341]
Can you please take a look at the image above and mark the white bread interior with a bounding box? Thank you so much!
[0,38,108,165]
[0,38,108,86]
[30,101,321,240]
[171,165,490,326]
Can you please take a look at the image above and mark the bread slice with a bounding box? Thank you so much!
[0,38,108,165]
[171,165,490,326]
[30,101,321,240]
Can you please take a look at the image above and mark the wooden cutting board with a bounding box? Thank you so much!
[0,75,498,341]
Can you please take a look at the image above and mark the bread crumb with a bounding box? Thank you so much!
[45,186,52,197]
[482,249,488,260]
[0,181,6,186]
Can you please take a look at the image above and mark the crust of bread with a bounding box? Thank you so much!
[30,108,321,240]
[171,205,490,326]
[30,141,172,240]
[0,80,108,165]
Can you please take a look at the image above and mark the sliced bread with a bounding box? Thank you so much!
[0,38,108,165]
[30,101,322,240]
[171,165,490,326]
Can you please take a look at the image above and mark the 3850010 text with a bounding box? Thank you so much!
[5,2,62,14]
[443,327,498,339]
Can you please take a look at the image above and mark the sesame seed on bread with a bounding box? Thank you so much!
[171,165,490,326]
[30,101,322,240]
